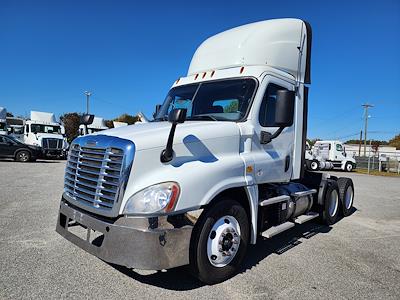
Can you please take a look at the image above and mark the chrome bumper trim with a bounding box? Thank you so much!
[56,199,196,270]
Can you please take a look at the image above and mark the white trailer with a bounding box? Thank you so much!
[0,107,7,135]
[23,111,69,158]
[56,19,355,284]
[79,116,108,135]
[313,140,356,172]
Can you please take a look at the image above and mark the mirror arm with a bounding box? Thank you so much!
[260,126,285,144]
[160,123,177,163]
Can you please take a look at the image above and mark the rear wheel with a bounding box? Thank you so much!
[15,150,30,162]
[310,160,320,171]
[337,178,354,216]
[190,198,249,284]
[321,182,340,225]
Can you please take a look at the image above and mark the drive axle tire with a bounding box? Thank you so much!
[189,198,249,284]
[337,177,354,217]
[15,150,31,162]
[321,182,340,225]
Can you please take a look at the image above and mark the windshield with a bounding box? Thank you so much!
[31,124,61,134]
[155,78,257,121]
[0,122,6,131]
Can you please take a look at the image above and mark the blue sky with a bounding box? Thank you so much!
[0,0,399,140]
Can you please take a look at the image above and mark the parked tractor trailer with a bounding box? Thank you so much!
[56,19,355,284]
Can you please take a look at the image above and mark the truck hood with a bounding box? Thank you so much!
[94,121,240,151]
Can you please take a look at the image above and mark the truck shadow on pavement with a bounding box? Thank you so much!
[109,207,357,290]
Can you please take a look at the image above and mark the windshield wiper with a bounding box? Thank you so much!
[187,115,218,121]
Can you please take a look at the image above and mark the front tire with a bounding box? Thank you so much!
[15,150,31,162]
[310,160,320,171]
[345,162,354,172]
[190,199,249,284]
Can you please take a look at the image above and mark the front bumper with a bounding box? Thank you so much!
[56,198,197,270]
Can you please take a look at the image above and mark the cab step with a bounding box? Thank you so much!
[291,189,317,198]
[259,195,291,207]
[293,212,319,224]
[262,222,295,238]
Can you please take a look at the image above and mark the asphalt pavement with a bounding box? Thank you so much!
[1,160,399,299]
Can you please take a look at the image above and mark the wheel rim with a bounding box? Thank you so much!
[344,186,353,209]
[347,164,352,171]
[311,162,318,170]
[207,215,241,268]
[328,190,339,217]
[19,152,28,162]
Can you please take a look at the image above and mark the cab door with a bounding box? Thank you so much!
[0,136,16,157]
[251,75,296,184]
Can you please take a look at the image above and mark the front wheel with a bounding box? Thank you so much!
[310,160,320,171]
[15,150,31,162]
[190,199,249,284]
[345,162,354,172]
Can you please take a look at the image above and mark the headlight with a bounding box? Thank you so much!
[123,182,180,215]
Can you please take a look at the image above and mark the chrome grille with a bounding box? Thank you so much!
[64,143,125,211]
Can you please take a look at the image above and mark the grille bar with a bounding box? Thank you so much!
[64,144,124,211]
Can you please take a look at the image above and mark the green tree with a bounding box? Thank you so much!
[113,114,139,125]
[60,112,81,143]
[388,134,400,150]
[224,101,238,113]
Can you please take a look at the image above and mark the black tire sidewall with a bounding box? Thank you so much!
[16,150,30,162]
[311,160,320,171]
[345,162,353,172]
[322,183,340,225]
[337,178,354,217]
[190,198,249,284]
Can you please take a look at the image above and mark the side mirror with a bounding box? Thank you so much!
[33,130,38,135]
[160,109,187,163]
[80,114,94,126]
[168,108,187,124]
[274,90,295,127]
[153,104,162,119]
[260,90,295,145]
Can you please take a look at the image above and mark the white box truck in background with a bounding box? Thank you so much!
[79,116,108,135]
[0,107,7,135]
[112,121,128,128]
[24,111,69,158]
[56,19,355,284]
[313,140,356,172]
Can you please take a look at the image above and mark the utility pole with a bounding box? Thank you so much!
[362,103,373,156]
[358,130,362,157]
[84,91,92,114]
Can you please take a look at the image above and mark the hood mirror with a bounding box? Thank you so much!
[160,108,187,163]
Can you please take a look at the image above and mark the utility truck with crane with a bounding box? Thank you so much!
[56,19,355,284]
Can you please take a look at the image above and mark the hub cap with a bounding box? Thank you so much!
[345,186,354,209]
[311,162,318,170]
[207,215,241,268]
[19,152,28,162]
[328,190,339,217]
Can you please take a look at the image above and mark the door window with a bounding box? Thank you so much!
[259,83,288,127]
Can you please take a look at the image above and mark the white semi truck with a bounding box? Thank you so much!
[312,140,356,172]
[23,111,69,158]
[56,19,355,284]
[0,107,7,135]
[79,116,108,135]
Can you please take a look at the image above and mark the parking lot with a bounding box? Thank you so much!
[1,160,399,300]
